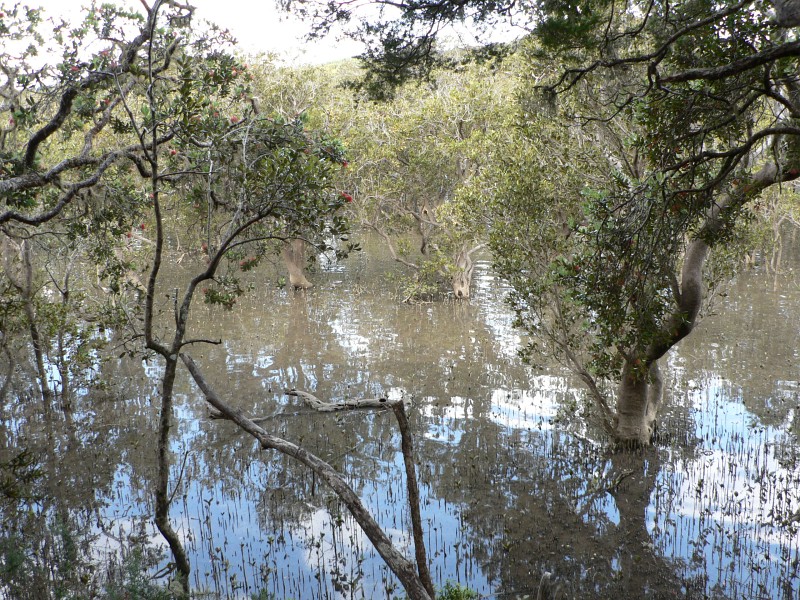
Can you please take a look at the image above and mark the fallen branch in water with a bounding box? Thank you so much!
[207,407,283,423]
[179,353,433,600]
[285,389,393,412]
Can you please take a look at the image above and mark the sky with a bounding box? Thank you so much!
[29,0,365,64]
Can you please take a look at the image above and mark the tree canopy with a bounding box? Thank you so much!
[290,0,800,443]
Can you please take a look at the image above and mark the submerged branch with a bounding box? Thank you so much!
[207,407,283,423]
[180,354,433,600]
[286,388,395,412]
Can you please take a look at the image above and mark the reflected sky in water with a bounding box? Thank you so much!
[23,237,800,599]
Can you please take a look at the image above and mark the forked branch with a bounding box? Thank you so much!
[179,353,433,600]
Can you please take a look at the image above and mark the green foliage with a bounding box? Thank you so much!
[202,280,242,310]
[436,581,478,600]
[0,450,41,505]
[0,511,98,599]
[0,502,170,600]
[103,544,171,600]
[309,59,514,299]
[295,0,800,385]
[536,0,612,51]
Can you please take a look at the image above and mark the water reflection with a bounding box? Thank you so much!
[2,237,799,599]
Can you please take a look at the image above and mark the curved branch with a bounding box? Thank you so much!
[24,88,78,167]
[660,40,800,84]
[0,133,175,226]
[545,0,755,93]
[646,162,786,362]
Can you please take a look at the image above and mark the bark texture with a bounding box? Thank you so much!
[614,362,663,445]
[774,0,800,26]
[391,401,436,598]
[286,389,393,411]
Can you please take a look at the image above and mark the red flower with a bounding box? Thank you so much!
[230,115,239,124]
[341,160,349,168]
[340,192,353,203]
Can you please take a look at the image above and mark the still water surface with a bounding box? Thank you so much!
[16,237,800,598]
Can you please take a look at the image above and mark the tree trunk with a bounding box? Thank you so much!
[154,357,191,597]
[611,163,785,445]
[614,361,663,446]
[56,331,72,413]
[391,401,436,599]
[23,297,53,410]
[774,0,800,26]
[281,238,313,289]
[451,244,476,299]
[416,200,434,255]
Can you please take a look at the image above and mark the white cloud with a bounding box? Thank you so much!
[26,0,363,64]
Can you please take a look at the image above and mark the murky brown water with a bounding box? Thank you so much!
[3,233,800,599]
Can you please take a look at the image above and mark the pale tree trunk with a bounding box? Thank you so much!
[613,218,710,444]
[281,238,313,290]
[612,163,784,445]
[415,202,435,255]
[451,245,473,299]
[450,243,483,299]
[614,361,664,445]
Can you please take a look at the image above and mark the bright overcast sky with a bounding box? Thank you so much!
[29,0,364,64]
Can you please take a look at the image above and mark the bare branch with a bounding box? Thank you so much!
[179,353,433,600]
[659,40,800,84]
[285,388,394,412]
